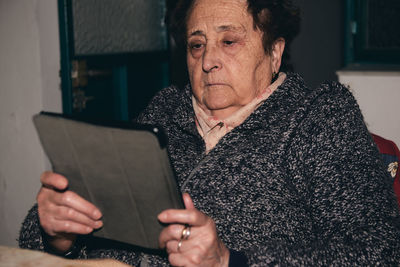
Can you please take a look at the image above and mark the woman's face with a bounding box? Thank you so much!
[186,0,283,119]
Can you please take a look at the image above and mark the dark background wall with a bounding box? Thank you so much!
[291,0,344,88]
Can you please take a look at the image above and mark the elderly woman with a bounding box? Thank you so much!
[19,0,400,266]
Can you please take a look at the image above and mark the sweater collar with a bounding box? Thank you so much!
[171,84,198,136]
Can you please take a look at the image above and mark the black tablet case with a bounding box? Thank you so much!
[33,112,183,250]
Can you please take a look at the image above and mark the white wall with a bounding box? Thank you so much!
[0,0,61,247]
[337,71,400,147]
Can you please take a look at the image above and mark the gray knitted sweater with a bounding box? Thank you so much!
[19,73,400,266]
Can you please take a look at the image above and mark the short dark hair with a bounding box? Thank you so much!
[166,0,301,72]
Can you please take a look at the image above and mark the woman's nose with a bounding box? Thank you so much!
[202,46,222,73]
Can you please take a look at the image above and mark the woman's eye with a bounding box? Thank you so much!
[188,42,204,57]
[223,40,235,46]
[190,43,203,49]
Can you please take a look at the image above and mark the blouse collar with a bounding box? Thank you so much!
[193,73,286,153]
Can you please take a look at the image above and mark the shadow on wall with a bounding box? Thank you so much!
[286,0,343,88]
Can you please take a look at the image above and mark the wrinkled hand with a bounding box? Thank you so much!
[158,193,229,267]
[37,171,103,252]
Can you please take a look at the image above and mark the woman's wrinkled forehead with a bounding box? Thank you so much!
[186,0,253,35]
[187,0,249,20]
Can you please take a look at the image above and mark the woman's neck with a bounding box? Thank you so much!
[200,105,244,121]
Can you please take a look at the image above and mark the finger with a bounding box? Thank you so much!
[168,240,218,266]
[166,239,199,255]
[54,206,103,229]
[183,193,195,210]
[159,224,186,248]
[50,218,96,235]
[168,252,186,267]
[166,239,184,254]
[158,208,207,226]
[40,171,69,191]
[171,235,208,255]
[168,251,195,267]
[53,190,102,220]
[166,240,178,254]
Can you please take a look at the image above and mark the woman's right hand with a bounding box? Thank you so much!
[37,171,103,253]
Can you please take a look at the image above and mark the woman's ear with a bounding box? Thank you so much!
[271,38,285,73]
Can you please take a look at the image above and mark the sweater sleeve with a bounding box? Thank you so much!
[244,82,400,266]
[19,204,46,251]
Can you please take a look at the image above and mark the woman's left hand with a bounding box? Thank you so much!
[158,193,230,267]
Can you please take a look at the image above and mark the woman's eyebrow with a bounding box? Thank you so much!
[215,24,245,33]
[188,30,205,37]
[188,25,246,37]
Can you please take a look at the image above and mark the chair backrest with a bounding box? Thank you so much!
[371,134,400,208]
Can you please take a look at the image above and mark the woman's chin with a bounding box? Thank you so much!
[203,102,240,119]
[204,99,230,110]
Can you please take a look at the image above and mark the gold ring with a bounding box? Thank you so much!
[177,240,182,252]
[181,226,191,240]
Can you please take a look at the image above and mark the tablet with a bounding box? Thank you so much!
[33,112,183,250]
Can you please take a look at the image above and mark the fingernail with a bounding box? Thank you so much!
[95,220,103,228]
[157,213,166,221]
[86,227,92,233]
[93,210,102,219]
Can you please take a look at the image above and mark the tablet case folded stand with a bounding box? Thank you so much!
[33,112,183,250]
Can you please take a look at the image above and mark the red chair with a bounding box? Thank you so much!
[371,134,400,208]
